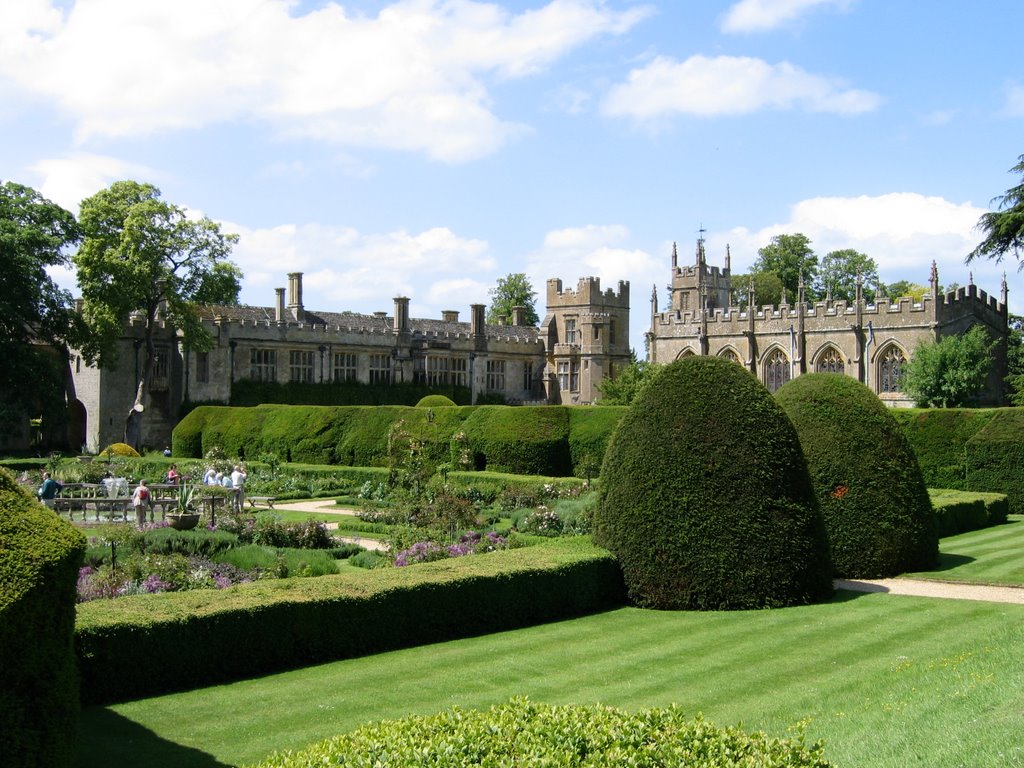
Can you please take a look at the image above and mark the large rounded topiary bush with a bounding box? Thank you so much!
[415,395,456,408]
[593,356,832,610]
[775,373,937,578]
[0,469,86,768]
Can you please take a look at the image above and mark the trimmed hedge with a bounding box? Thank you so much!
[891,408,1024,514]
[0,469,86,768]
[75,537,625,705]
[462,407,571,475]
[415,395,456,407]
[594,357,833,610]
[928,489,1009,538]
[173,404,623,477]
[252,699,831,768]
[776,374,937,578]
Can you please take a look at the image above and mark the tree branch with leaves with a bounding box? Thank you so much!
[74,181,241,447]
[968,154,1024,268]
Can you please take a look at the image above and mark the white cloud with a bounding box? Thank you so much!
[28,153,160,213]
[602,55,880,120]
[1002,82,1024,117]
[0,0,650,163]
[707,193,1013,307]
[721,0,853,34]
[225,220,497,318]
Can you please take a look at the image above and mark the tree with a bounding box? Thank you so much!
[595,356,659,405]
[1005,314,1024,405]
[753,233,819,304]
[486,272,538,325]
[967,154,1024,267]
[883,280,928,302]
[74,181,241,447]
[816,249,879,302]
[730,270,785,309]
[902,326,997,407]
[0,182,85,439]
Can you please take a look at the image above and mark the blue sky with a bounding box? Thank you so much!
[3,0,1023,354]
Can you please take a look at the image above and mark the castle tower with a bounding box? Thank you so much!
[543,276,631,404]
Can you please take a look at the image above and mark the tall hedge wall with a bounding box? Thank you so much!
[173,404,627,477]
[76,538,625,705]
[230,379,472,407]
[0,469,86,768]
[890,408,1024,513]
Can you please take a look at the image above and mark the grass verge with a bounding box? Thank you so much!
[906,515,1024,585]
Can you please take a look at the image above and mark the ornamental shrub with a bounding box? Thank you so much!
[776,374,938,578]
[0,468,86,768]
[594,356,832,610]
[415,395,456,407]
[100,442,141,457]
[253,698,831,768]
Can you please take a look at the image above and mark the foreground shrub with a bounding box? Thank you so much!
[100,442,141,458]
[594,357,832,610]
[415,395,456,407]
[251,698,831,768]
[0,469,86,768]
[776,374,938,578]
[214,546,339,577]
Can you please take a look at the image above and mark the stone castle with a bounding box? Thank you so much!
[63,237,1009,452]
[68,272,632,451]
[648,239,1009,406]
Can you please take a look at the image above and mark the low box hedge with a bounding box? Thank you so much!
[75,537,626,705]
[928,489,1010,538]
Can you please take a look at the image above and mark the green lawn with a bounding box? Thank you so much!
[75,589,1024,768]
[907,515,1024,585]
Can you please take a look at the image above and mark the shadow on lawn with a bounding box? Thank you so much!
[75,707,232,768]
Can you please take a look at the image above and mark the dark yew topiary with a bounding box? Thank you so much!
[593,357,832,610]
[776,373,938,578]
[0,469,86,768]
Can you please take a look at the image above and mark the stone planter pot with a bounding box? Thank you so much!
[166,512,201,531]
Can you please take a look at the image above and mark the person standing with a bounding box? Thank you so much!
[230,465,247,512]
[166,464,180,484]
[131,479,151,528]
[37,472,63,508]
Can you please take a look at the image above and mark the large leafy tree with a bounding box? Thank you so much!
[74,181,241,447]
[0,181,84,435]
[730,270,785,309]
[487,272,539,325]
[816,248,879,302]
[967,154,1024,267]
[902,326,997,407]
[752,233,819,304]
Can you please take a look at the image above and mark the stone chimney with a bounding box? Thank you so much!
[393,297,410,334]
[275,288,286,323]
[288,272,304,322]
[442,310,459,323]
[511,306,526,326]
[471,304,485,336]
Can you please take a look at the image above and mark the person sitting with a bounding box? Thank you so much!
[220,472,233,489]
[202,466,217,486]
[166,464,180,485]
[162,446,172,457]
[37,472,63,508]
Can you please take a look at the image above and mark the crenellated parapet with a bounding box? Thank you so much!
[546,276,630,309]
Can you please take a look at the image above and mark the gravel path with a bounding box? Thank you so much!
[835,578,1024,605]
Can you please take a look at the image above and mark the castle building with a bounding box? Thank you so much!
[648,239,1010,407]
[69,272,631,451]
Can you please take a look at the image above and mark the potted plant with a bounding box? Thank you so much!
[166,483,201,530]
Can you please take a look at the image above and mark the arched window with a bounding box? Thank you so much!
[815,346,845,374]
[763,349,790,393]
[718,348,741,365]
[878,345,906,393]
[676,348,696,359]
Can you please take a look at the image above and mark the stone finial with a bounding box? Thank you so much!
[671,241,678,268]
[725,244,731,271]
[969,271,974,287]
[930,260,939,288]
[1002,272,1009,306]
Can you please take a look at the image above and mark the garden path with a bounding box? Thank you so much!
[835,578,1024,605]
[272,499,387,551]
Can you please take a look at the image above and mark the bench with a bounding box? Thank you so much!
[246,496,277,509]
